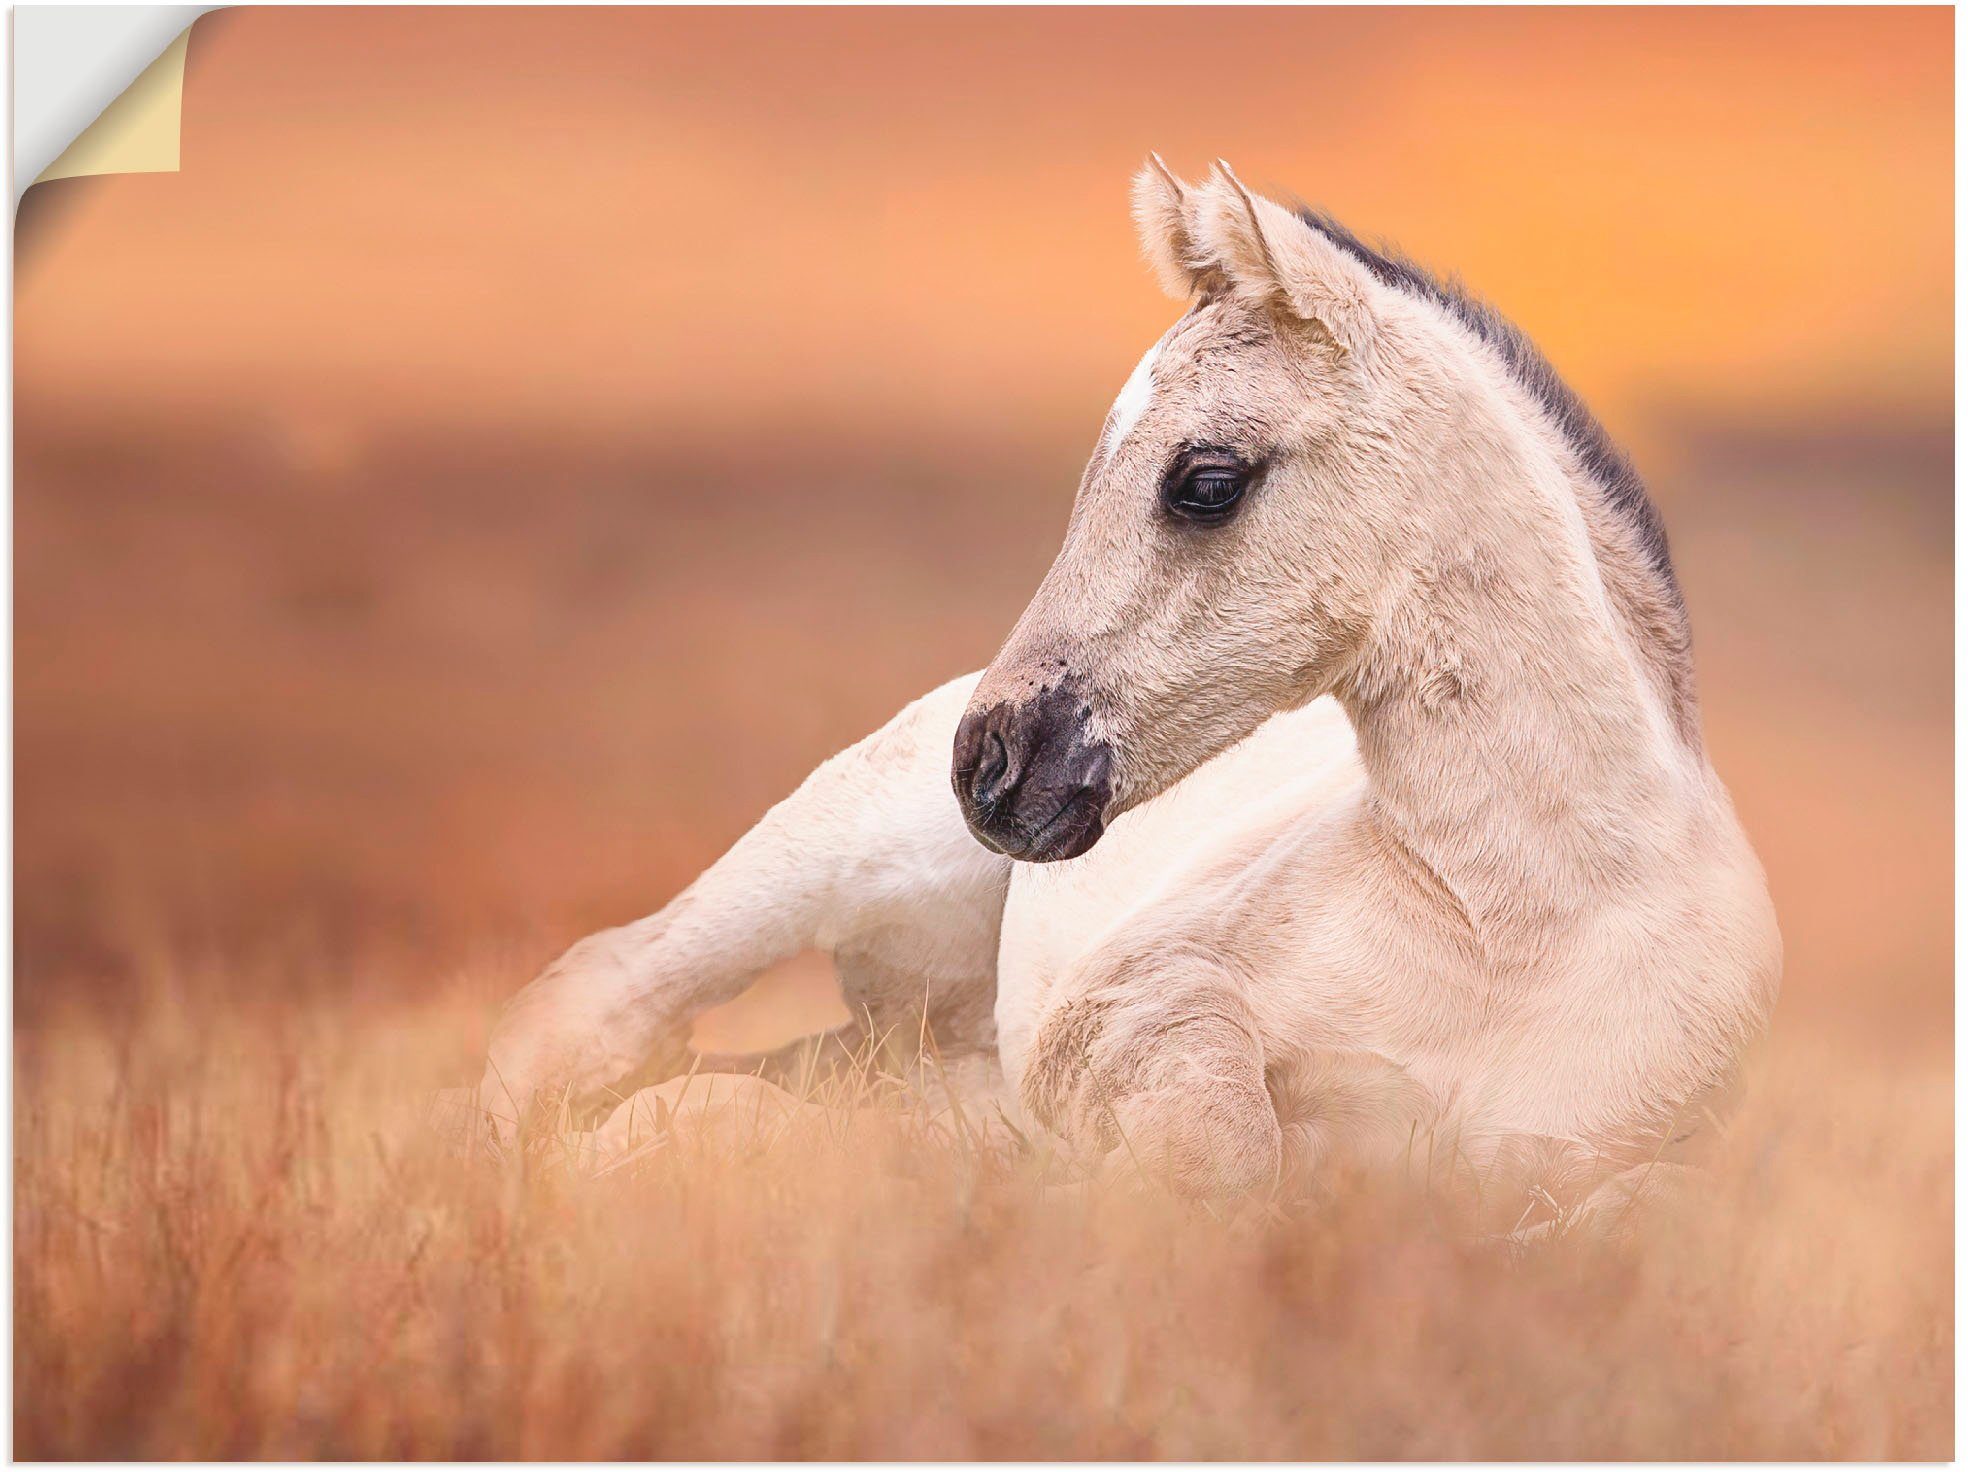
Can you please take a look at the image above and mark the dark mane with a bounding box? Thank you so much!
[1293,206,1682,607]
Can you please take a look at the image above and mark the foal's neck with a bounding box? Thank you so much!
[1334,440,1702,941]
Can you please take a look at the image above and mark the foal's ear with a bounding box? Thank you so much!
[1187,161,1380,356]
[1131,153,1219,300]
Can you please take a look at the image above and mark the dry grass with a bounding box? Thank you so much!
[16,963,1951,1460]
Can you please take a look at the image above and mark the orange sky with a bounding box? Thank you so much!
[16,7,1953,446]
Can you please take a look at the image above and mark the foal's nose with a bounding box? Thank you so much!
[951,687,1114,863]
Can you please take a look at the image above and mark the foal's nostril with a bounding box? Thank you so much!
[975,731,1010,805]
[953,706,1025,819]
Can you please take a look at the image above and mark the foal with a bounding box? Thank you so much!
[480,161,1780,1204]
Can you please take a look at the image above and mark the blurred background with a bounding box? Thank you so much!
[15,6,1951,1068]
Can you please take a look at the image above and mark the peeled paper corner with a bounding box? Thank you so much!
[14,6,223,206]
[35,26,194,186]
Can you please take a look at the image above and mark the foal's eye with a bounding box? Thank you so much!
[1162,456,1252,523]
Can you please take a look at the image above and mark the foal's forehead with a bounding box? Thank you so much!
[1165,295,1277,362]
[1099,300,1290,453]
[1149,305,1301,419]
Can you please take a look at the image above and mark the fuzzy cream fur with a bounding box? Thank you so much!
[480,164,1780,1205]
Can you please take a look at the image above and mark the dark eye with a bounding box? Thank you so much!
[1163,456,1252,523]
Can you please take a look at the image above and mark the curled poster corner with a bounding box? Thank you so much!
[14,5,221,204]
[35,26,193,187]
[15,7,220,275]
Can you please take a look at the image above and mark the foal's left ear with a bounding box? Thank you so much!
[1131,153,1217,300]
[1191,161,1380,357]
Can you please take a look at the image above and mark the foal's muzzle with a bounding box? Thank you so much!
[951,686,1114,863]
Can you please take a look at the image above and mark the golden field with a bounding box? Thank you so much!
[14,983,1953,1458]
[14,8,1951,1459]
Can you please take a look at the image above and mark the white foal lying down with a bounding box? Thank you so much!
[481,160,1780,1202]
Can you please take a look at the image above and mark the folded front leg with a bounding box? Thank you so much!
[1019,939,1281,1198]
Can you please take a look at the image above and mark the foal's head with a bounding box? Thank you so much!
[951,159,1667,861]
[951,160,1432,860]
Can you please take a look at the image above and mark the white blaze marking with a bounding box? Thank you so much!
[1102,339,1161,454]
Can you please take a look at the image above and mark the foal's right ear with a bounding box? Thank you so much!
[1131,154,1219,300]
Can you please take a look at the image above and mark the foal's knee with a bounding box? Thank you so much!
[1019,965,1280,1198]
[1115,1076,1282,1197]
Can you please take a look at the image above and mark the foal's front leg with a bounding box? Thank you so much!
[1019,939,1281,1197]
[479,673,1010,1137]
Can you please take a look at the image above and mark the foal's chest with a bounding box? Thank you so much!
[993,697,1368,1087]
